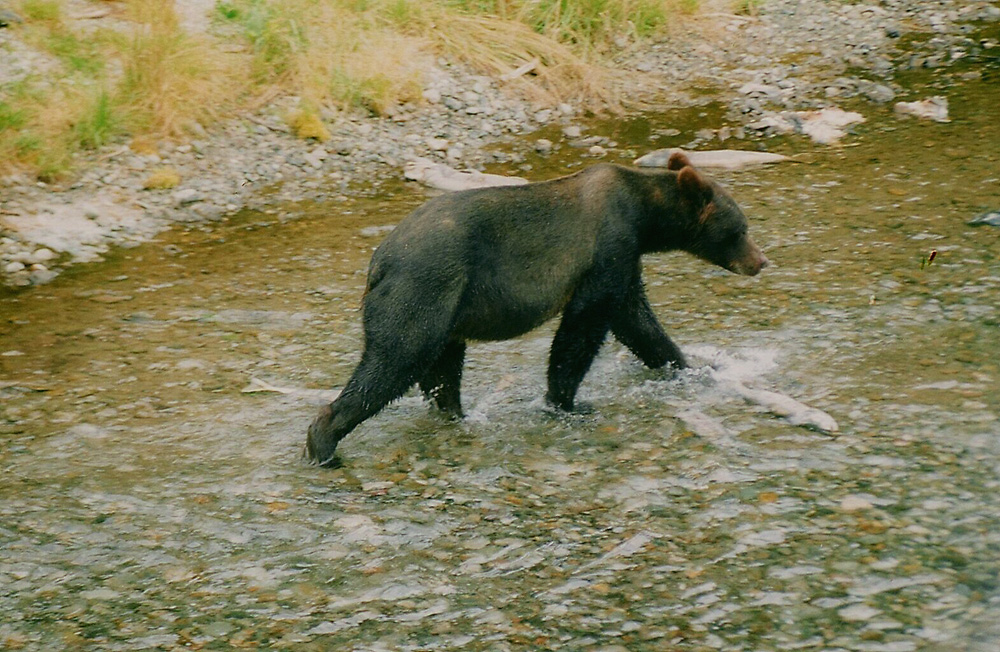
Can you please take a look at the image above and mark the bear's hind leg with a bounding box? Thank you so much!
[545,303,611,412]
[307,344,439,466]
[419,339,466,418]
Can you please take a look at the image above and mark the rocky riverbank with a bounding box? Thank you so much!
[2,0,998,287]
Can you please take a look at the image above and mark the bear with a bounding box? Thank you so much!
[307,152,768,466]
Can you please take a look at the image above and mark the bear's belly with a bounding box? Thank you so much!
[452,284,573,342]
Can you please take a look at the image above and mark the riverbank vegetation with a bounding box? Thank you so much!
[0,0,699,180]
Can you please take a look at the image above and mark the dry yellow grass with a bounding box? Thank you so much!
[115,0,247,136]
[142,166,181,189]
[288,109,331,141]
[232,0,430,117]
[2,0,699,178]
[410,10,616,110]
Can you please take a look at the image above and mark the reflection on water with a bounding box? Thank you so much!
[2,67,999,650]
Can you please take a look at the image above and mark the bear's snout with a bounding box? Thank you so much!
[732,241,769,276]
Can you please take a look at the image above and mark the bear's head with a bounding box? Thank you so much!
[667,151,769,276]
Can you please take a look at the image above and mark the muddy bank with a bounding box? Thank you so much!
[3,0,999,287]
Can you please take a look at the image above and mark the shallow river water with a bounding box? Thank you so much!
[2,63,1000,650]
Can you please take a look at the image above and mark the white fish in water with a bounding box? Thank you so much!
[242,377,340,403]
[714,374,839,433]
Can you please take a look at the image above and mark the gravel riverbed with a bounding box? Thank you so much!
[2,0,998,287]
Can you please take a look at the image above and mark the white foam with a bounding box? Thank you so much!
[686,344,781,383]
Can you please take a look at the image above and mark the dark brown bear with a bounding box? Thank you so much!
[307,152,768,466]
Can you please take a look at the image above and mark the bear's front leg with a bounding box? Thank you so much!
[545,304,611,412]
[610,279,687,370]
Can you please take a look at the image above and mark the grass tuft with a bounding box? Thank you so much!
[288,109,330,141]
[142,166,181,189]
[73,89,120,150]
[115,0,246,136]
[18,0,62,22]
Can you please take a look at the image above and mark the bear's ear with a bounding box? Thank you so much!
[666,151,692,171]
[677,166,714,206]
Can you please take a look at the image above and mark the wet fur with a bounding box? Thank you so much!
[307,156,768,465]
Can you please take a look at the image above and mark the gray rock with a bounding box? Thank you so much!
[0,6,23,26]
[862,83,896,104]
[29,248,56,264]
[562,125,582,139]
[3,261,25,273]
[172,188,203,205]
[534,139,553,154]
[29,268,58,285]
[738,83,782,101]
[427,137,449,152]
[634,148,790,170]
[422,88,441,104]
[303,147,327,168]
[968,210,1000,227]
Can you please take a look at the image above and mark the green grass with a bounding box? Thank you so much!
[18,0,61,22]
[73,89,120,150]
[0,100,28,132]
[46,32,106,74]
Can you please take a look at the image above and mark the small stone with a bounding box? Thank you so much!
[427,138,449,151]
[30,248,56,263]
[841,495,874,512]
[29,268,58,285]
[534,139,553,154]
[588,145,607,157]
[562,125,582,139]
[4,261,25,273]
[303,147,327,168]
[173,188,203,205]
[534,109,552,123]
[422,88,441,104]
[838,604,881,622]
[863,83,896,104]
